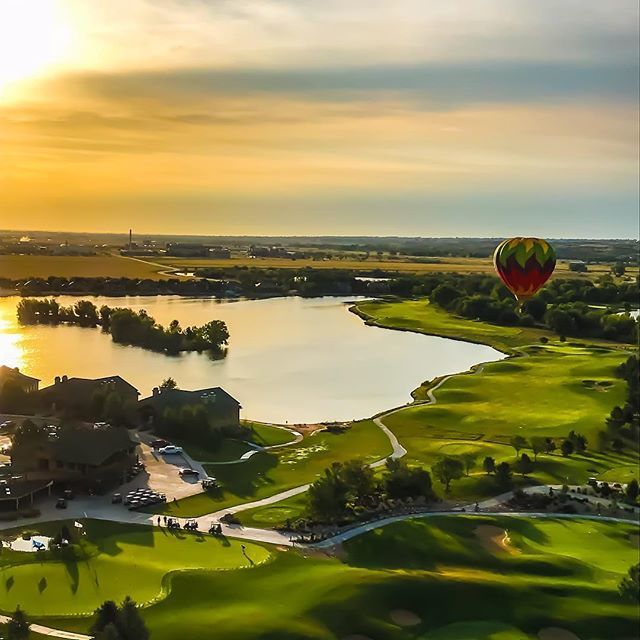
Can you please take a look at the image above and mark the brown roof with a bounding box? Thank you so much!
[0,365,40,383]
[39,375,139,403]
[49,426,137,466]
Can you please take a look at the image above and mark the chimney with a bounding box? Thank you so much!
[54,376,61,385]
[61,374,68,382]
[152,387,159,396]
[13,367,19,373]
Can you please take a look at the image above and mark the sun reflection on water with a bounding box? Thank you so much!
[0,304,24,370]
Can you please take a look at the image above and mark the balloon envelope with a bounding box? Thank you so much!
[493,237,556,301]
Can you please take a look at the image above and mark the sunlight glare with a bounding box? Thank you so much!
[0,0,72,96]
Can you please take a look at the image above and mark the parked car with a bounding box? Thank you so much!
[112,493,122,504]
[63,489,74,500]
[159,445,183,455]
[179,468,198,477]
[151,439,170,449]
[201,477,218,489]
[55,498,67,509]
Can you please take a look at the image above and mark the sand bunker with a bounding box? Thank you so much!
[390,609,421,626]
[538,628,582,640]
[474,525,518,555]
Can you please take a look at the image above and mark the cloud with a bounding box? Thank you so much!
[48,59,639,110]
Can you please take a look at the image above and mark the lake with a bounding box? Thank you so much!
[0,296,503,424]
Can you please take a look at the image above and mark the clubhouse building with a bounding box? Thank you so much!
[138,386,241,428]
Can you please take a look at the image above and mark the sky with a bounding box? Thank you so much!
[0,0,638,237]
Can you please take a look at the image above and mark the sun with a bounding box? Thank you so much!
[0,0,71,96]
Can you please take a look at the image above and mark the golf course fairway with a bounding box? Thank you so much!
[21,515,638,640]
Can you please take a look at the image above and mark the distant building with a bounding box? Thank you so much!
[166,243,208,257]
[138,387,241,428]
[208,246,231,259]
[38,375,139,414]
[0,366,40,394]
[11,424,138,489]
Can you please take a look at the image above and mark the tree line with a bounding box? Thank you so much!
[5,269,637,308]
[603,355,639,453]
[304,458,436,525]
[16,298,229,356]
[427,274,637,343]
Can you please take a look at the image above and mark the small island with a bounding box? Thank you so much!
[16,298,229,357]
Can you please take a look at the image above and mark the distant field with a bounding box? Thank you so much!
[152,254,634,277]
[1,253,636,281]
[0,255,165,280]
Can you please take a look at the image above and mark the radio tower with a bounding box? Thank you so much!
[129,229,132,252]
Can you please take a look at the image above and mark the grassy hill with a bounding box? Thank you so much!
[14,516,639,640]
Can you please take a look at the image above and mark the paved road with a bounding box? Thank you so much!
[0,615,90,640]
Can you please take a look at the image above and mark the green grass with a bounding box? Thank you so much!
[241,493,310,528]
[348,299,636,502]
[147,419,391,517]
[178,438,253,463]
[246,421,299,447]
[35,515,639,640]
[354,299,552,352]
[0,520,270,617]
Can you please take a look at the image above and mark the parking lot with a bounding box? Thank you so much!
[119,438,208,502]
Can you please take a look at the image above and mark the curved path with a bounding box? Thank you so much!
[0,615,90,640]
[3,344,636,639]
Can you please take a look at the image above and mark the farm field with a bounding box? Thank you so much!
[0,255,165,280]
[148,254,636,278]
[24,516,639,640]
[148,418,391,518]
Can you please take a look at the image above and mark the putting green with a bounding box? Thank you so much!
[0,521,270,616]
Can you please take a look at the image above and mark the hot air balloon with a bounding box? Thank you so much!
[493,237,556,302]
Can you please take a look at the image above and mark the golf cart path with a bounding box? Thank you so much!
[0,615,90,639]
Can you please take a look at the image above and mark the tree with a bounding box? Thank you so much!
[619,563,639,602]
[567,430,587,452]
[626,479,639,503]
[118,596,149,640]
[7,607,30,640]
[514,453,534,477]
[612,262,626,277]
[561,439,575,457]
[90,597,149,640]
[495,462,512,486]
[482,456,496,475]
[510,435,527,457]
[461,453,477,477]
[341,459,377,504]
[530,436,546,461]
[159,377,178,390]
[430,284,463,309]
[96,624,122,640]
[90,600,119,636]
[432,456,464,492]
[384,459,434,501]
[308,464,349,522]
[544,437,556,454]
[522,297,547,321]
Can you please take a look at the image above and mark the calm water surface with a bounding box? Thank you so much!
[0,296,503,423]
